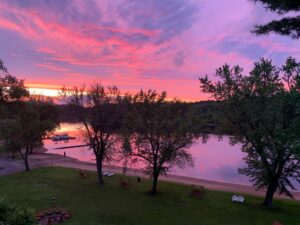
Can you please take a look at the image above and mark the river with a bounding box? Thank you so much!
[44,123,252,186]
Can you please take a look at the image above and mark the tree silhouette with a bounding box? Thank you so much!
[123,90,194,194]
[0,59,29,102]
[199,57,300,207]
[251,0,300,39]
[61,84,123,184]
[0,101,58,171]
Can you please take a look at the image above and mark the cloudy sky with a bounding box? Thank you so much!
[0,0,299,101]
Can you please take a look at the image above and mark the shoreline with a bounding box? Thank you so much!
[0,148,299,200]
[33,151,300,200]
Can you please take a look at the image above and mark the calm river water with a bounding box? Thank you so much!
[44,123,252,185]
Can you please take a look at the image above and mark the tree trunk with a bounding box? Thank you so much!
[151,172,159,195]
[95,157,104,184]
[263,182,277,207]
[29,145,33,154]
[24,155,30,171]
[18,147,30,172]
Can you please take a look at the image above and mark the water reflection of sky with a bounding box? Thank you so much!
[44,124,253,186]
[169,135,249,185]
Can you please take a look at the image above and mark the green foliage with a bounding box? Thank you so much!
[199,57,300,207]
[123,90,194,194]
[0,196,36,225]
[251,0,300,39]
[62,84,123,184]
[0,59,58,164]
[0,102,59,170]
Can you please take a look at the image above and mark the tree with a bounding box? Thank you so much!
[123,90,194,194]
[62,84,123,184]
[199,57,300,207]
[0,101,59,171]
[251,0,300,39]
[0,59,29,102]
[282,57,300,91]
[0,59,57,170]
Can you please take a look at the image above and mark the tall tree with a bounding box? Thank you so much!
[251,0,300,39]
[123,90,194,194]
[0,59,57,170]
[199,58,300,207]
[0,101,59,171]
[62,84,123,184]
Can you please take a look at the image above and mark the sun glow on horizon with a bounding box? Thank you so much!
[26,84,200,102]
[28,87,60,97]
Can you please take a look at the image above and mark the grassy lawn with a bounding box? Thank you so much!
[0,146,5,157]
[0,167,299,225]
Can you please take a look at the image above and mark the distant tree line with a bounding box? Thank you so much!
[56,101,221,134]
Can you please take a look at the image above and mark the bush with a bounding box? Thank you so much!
[0,196,36,225]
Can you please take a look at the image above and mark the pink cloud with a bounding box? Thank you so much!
[36,63,70,72]
[0,0,299,101]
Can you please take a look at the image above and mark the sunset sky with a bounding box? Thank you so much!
[0,0,299,101]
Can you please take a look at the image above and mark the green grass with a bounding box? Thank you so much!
[0,146,5,157]
[0,167,299,225]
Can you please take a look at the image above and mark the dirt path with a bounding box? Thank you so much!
[0,152,299,201]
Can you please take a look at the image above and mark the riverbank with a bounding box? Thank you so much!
[45,154,300,200]
[0,150,299,200]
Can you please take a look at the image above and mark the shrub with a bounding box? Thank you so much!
[0,196,36,225]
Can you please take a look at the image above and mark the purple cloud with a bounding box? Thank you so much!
[0,0,299,101]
